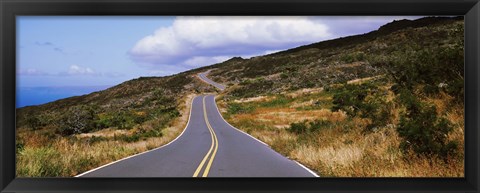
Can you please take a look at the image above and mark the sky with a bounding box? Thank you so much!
[17,16,423,88]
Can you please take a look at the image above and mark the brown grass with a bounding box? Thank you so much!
[220,89,464,177]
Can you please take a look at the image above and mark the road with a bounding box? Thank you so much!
[198,70,226,91]
[77,71,317,177]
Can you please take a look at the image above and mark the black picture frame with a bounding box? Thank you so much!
[1,0,479,192]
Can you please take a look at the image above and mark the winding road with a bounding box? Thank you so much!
[77,71,317,177]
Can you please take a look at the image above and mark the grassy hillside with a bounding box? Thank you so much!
[212,16,464,176]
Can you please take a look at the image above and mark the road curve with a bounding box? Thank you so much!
[198,70,226,91]
[77,71,317,177]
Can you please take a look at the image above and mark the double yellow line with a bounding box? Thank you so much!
[193,96,219,177]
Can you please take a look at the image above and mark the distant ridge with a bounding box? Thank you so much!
[270,16,463,56]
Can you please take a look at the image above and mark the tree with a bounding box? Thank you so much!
[57,106,96,136]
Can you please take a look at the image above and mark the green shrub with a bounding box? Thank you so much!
[362,93,394,132]
[141,129,163,138]
[331,83,393,131]
[25,115,42,130]
[396,89,457,158]
[341,52,366,63]
[16,140,25,154]
[280,73,289,79]
[111,111,136,129]
[288,121,309,134]
[309,120,333,132]
[227,103,255,115]
[331,83,377,116]
[288,119,333,134]
[114,134,140,143]
[259,95,292,108]
[57,105,97,136]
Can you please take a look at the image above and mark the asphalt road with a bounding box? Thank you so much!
[198,70,226,91]
[77,72,317,177]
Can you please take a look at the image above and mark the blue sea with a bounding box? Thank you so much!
[16,85,112,108]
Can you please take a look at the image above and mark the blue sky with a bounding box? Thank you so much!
[17,16,422,88]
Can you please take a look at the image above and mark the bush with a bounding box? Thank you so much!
[25,115,42,130]
[288,121,309,134]
[341,52,366,63]
[110,111,136,130]
[16,140,25,154]
[331,83,393,132]
[309,120,333,132]
[259,95,292,108]
[362,93,394,132]
[227,103,255,115]
[332,83,374,116]
[57,105,96,136]
[396,89,457,158]
[114,134,140,143]
[288,119,333,134]
[94,110,155,130]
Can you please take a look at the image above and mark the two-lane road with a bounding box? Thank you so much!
[77,72,317,177]
[198,70,226,91]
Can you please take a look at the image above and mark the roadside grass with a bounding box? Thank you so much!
[219,87,464,177]
[16,94,195,177]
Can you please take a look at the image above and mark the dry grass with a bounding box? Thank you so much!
[220,89,464,177]
[347,75,385,85]
[233,95,269,103]
[16,94,195,177]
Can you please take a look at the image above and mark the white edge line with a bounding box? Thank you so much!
[212,95,320,178]
[202,71,319,177]
[75,95,197,177]
[211,95,269,147]
[295,161,320,177]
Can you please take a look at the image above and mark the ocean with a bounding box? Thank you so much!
[16,85,112,108]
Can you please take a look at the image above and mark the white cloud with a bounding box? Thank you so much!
[183,56,231,67]
[67,65,96,75]
[129,16,332,67]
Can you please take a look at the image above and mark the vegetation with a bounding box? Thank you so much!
[396,90,457,158]
[217,17,464,177]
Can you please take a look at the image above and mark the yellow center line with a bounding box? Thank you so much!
[202,97,219,177]
[192,95,219,177]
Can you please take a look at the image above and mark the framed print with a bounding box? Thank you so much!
[1,0,479,192]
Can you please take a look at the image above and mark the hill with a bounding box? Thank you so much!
[208,16,464,177]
